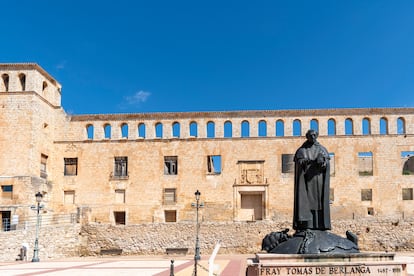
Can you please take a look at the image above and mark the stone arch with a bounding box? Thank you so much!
[293,119,301,136]
[241,120,250,137]
[155,122,163,138]
[42,81,48,92]
[258,120,267,137]
[397,117,406,135]
[345,118,353,135]
[224,120,232,138]
[121,123,128,138]
[172,122,180,138]
[86,124,94,140]
[310,119,319,132]
[380,117,388,135]
[276,120,284,137]
[207,121,215,138]
[1,74,9,91]
[138,123,146,138]
[327,118,336,136]
[362,117,371,135]
[18,73,26,91]
[104,124,111,139]
[189,121,198,137]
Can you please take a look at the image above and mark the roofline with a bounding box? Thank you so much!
[70,107,414,121]
[0,63,61,90]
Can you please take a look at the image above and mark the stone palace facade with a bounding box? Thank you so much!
[1,63,414,231]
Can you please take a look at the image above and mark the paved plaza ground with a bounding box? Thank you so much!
[0,253,413,276]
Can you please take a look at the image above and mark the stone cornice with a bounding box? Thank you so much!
[70,107,414,122]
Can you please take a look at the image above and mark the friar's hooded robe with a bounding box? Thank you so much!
[293,140,331,231]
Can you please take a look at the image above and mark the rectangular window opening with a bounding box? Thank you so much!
[281,154,294,173]
[164,156,178,175]
[40,154,48,179]
[329,153,335,176]
[115,189,126,203]
[358,152,373,176]
[367,207,374,216]
[361,189,372,201]
[114,211,126,225]
[64,158,78,176]
[207,155,222,174]
[114,157,128,178]
[402,188,413,200]
[164,210,177,222]
[329,188,334,203]
[1,185,13,200]
[64,190,75,204]
[401,151,414,175]
[164,188,176,205]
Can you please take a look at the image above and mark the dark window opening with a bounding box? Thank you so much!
[2,74,9,91]
[165,210,177,222]
[19,73,26,91]
[42,81,48,92]
[402,188,413,200]
[282,154,294,173]
[1,211,11,231]
[114,211,126,225]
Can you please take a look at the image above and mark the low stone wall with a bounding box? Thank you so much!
[0,224,81,262]
[1,219,413,262]
[80,219,414,256]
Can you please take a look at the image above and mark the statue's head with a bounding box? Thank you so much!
[306,129,318,143]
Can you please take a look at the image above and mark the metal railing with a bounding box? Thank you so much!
[1,213,77,232]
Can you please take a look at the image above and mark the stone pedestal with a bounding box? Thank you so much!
[246,253,407,276]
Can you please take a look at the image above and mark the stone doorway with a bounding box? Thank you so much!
[240,193,263,220]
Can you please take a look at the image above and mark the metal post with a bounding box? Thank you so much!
[170,259,174,276]
[194,190,201,276]
[32,202,40,262]
[32,192,43,262]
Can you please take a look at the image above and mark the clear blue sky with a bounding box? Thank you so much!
[2,1,414,114]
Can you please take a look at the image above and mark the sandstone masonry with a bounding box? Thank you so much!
[1,63,414,260]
